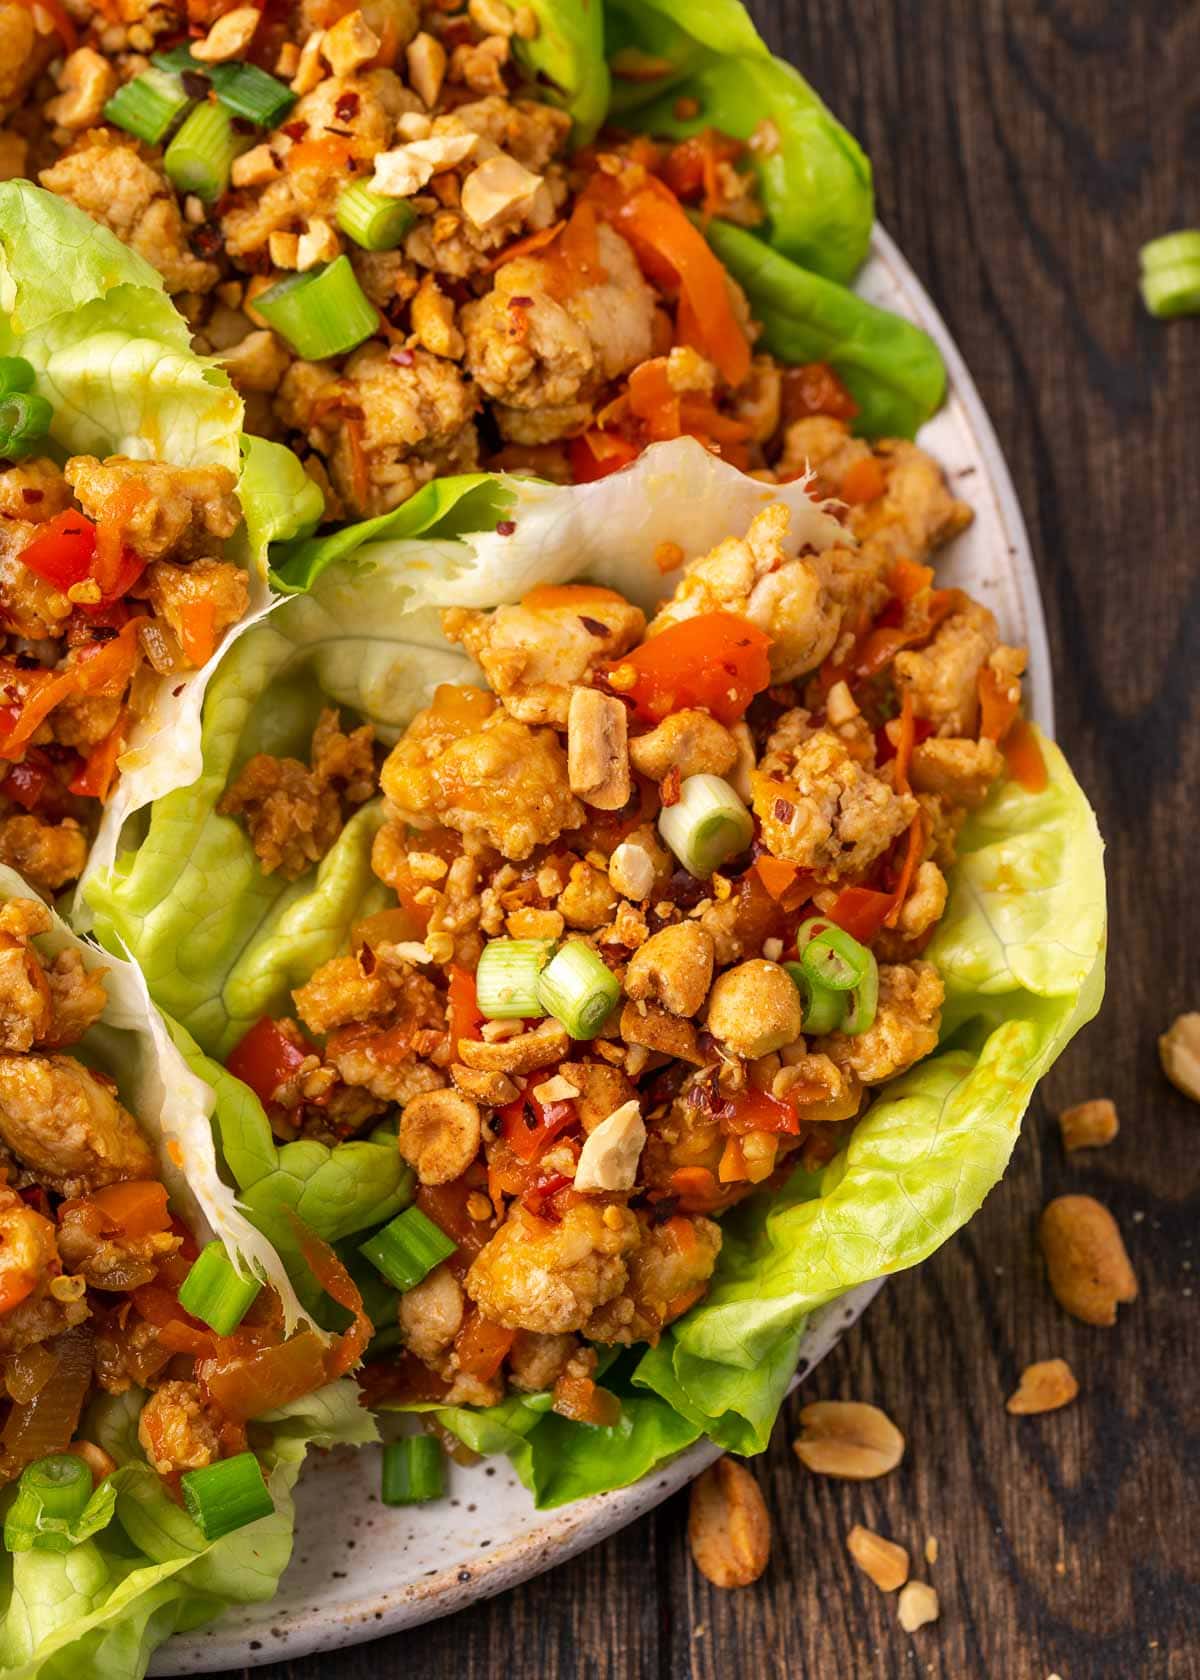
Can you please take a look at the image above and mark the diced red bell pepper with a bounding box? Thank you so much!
[226,1016,314,1107]
[499,1079,579,1164]
[716,1086,801,1137]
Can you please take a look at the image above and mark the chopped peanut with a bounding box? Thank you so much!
[1006,1357,1079,1415]
[846,1525,910,1592]
[1057,1098,1118,1151]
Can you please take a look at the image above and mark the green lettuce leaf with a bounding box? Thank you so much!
[515,0,609,145]
[701,217,947,438]
[604,0,872,283]
[0,1382,375,1680]
[0,180,240,472]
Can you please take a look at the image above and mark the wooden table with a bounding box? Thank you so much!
[220,3,1200,1674]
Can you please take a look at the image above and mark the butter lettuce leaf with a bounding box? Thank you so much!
[0,1383,374,1680]
[701,217,947,438]
[604,0,872,283]
[515,0,608,145]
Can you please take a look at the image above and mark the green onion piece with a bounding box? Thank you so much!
[799,923,870,993]
[360,1206,456,1293]
[22,1456,91,1524]
[253,256,381,359]
[152,43,205,74]
[783,962,845,1036]
[104,68,193,145]
[1140,230,1200,273]
[1141,264,1200,319]
[177,1241,263,1335]
[475,938,553,1019]
[208,60,295,127]
[381,1436,444,1506]
[181,1451,273,1541]
[336,181,417,251]
[164,99,250,204]
[0,391,53,460]
[840,950,879,1037]
[536,939,620,1039]
[0,356,35,398]
[657,773,755,880]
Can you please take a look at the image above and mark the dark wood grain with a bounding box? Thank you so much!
[218,3,1200,1674]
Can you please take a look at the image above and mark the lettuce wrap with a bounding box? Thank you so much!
[0,865,377,1674]
[0,181,322,901]
[86,432,1106,1503]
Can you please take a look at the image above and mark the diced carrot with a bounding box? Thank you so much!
[1003,717,1047,792]
[840,456,887,505]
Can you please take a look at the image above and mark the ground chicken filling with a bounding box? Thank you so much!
[0,453,249,893]
[5,0,917,524]
[0,896,352,1496]
[221,452,1039,1427]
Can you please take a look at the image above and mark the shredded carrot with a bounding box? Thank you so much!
[754,855,802,901]
[94,481,150,597]
[87,1181,171,1239]
[484,220,565,272]
[891,691,916,795]
[0,619,146,755]
[978,663,1021,742]
[521,583,624,611]
[882,812,925,929]
[1003,717,1047,792]
[343,414,370,511]
[178,600,218,669]
[68,709,128,802]
[840,456,887,505]
[717,1136,749,1183]
[887,558,934,603]
[286,136,355,173]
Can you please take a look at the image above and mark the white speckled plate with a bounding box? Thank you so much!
[153,224,1052,1674]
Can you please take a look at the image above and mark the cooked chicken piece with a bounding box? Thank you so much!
[441,591,644,726]
[894,599,999,737]
[647,502,841,682]
[293,952,406,1035]
[0,1183,64,1347]
[380,686,583,859]
[139,559,249,665]
[825,961,944,1086]
[325,1032,444,1108]
[65,457,240,563]
[0,1055,156,1196]
[276,344,479,518]
[0,897,53,1052]
[0,814,88,897]
[1,527,73,639]
[461,222,656,428]
[0,459,73,525]
[849,437,974,569]
[57,1197,180,1290]
[40,136,219,294]
[753,723,916,882]
[398,1262,465,1364]
[584,1213,721,1344]
[909,736,1005,808]
[137,1380,222,1476]
[0,2,55,113]
[465,1200,640,1334]
[451,94,571,174]
[641,1089,726,1194]
[50,691,124,753]
[508,1328,576,1391]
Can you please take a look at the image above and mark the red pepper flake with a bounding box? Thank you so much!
[773,797,795,823]
[21,488,43,504]
[661,766,682,807]
[334,91,359,120]
[389,346,415,366]
[495,519,516,537]
[181,69,210,100]
[579,615,608,637]
[508,294,533,307]
[282,120,307,141]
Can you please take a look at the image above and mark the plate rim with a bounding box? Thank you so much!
[153,220,1052,1675]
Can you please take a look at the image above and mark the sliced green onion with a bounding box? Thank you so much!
[1141,264,1200,319]
[536,939,620,1039]
[208,60,295,126]
[800,923,870,993]
[164,99,250,204]
[181,1451,273,1541]
[475,938,554,1019]
[151,45,295,126]
[784,962,845,1036]
[104,68,194,145]
[0,356,34,398]
[1140,230,1200,273]
[177,1241,263,1335]
[253,256,381,359]
[840,950,879,1037]
[0,391,53,460]
[5,1455,93,1553]
[657,773,754,879]
[336,181,417,251]
[360,1206,456,1293]
[381,1436,444,1506]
